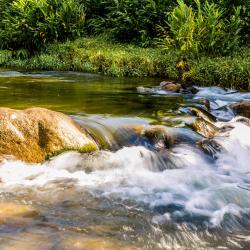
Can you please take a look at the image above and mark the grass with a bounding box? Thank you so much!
[0,36,249,89]
[188,49,250,89]
[2,37,179,79]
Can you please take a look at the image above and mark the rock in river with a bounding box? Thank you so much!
[230,102,250,118]
[0,107,98,163]
[160,81,182,92]
[191,117,219,138]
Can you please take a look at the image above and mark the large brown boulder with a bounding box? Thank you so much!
[0,107,98,163]
[230,102,250,118]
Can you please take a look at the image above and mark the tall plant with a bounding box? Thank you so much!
[165,0,198,56]
[162,0,242,56]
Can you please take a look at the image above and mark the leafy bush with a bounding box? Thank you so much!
[161,0,242,56]
[81,0,175,46]
[0,0,85,53]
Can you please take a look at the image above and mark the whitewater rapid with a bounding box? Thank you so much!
[1,118,250,230]
[1,80,250,249]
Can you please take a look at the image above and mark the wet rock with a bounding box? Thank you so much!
[198,98,210,110]
[191,117,219,138]
[160,81,198,94]
[160,81,171,88]
[181,85,199,94]
[0,107,98,163]
[203,99,210,110]
[188,106,217,123]
[143,125,175,149]
[122,124,175,149]
[160,81,182,93]
[197,139,223,159]
[230,102,250,118]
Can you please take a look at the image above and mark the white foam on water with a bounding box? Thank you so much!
[194,87,250,121]
[196,87,250,103]
[1,119,250,228]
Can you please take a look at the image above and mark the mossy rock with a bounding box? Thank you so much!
[0,107,98,163]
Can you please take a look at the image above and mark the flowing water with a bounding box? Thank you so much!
[0,70,250,249]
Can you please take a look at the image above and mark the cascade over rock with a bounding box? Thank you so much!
[0,107,98,163]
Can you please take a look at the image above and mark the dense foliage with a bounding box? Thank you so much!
[161,0,242,56]
[0,0,249,88]
[81,0,249,48]
[82,0,173,46]
[0,0,249,52]
[0,0,85,54]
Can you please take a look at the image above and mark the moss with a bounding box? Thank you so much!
[45,142,98,160]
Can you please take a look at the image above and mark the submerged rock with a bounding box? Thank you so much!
[0,231,54,250]
[230,102,250,118]
[61,237,139,250]
[233,116,250,126]
[0,107,98,163]
[136,86,153,94]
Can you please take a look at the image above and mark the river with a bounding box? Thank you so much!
[0,70,250,249]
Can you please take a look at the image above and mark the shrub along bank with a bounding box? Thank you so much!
[1,37,249,89]
[0,0,249,89]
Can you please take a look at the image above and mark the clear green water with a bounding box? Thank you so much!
[0,71,181,117]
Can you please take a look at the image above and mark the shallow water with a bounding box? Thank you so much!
[0,70,250,249]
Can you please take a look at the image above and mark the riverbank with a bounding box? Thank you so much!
[0,37,249,89]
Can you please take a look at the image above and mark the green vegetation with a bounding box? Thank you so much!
[0,0,249,89]
[2,37,249,89]
[162,0,242,56]
[2,37,178,78]
[0,0,85,53]
[81,0,249,47]
[188,50,250,89]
